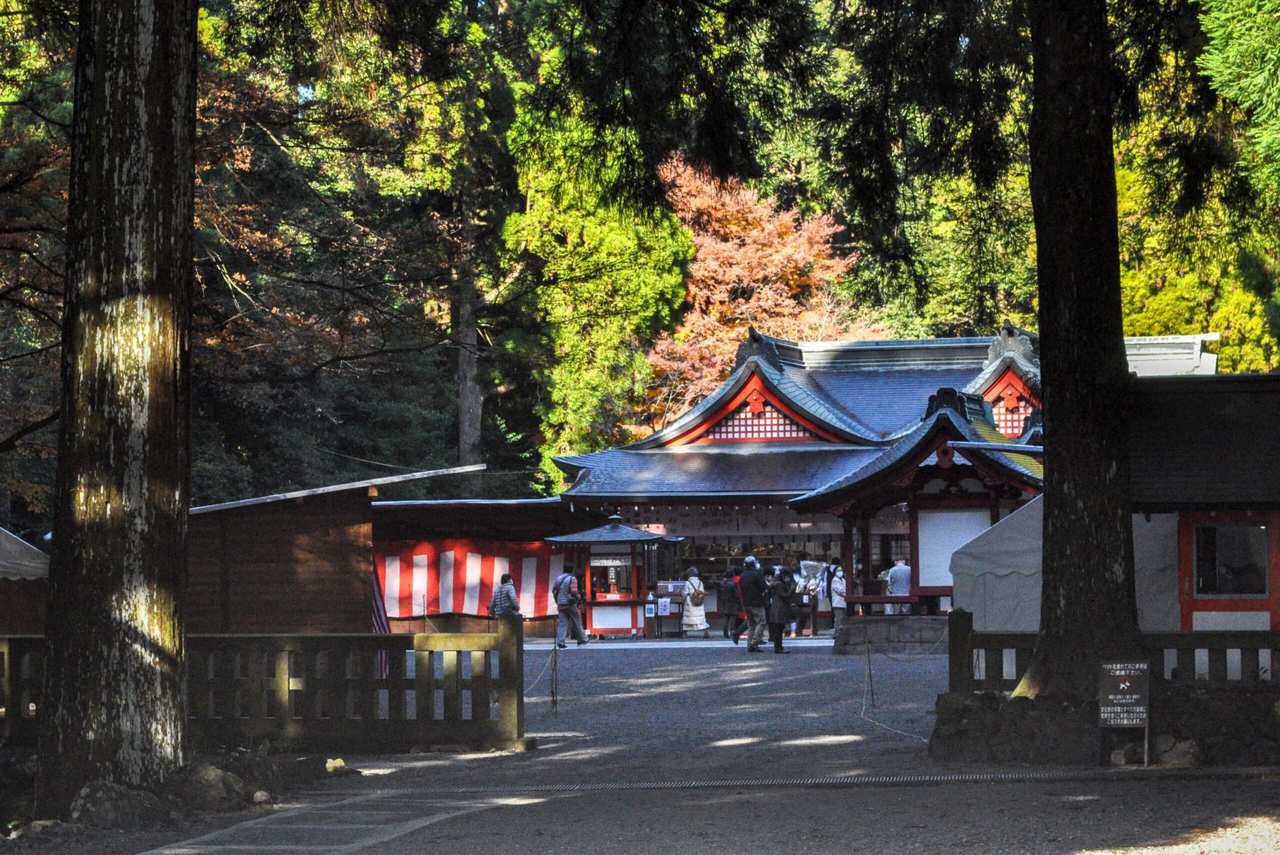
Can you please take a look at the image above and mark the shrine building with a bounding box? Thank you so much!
[554,324,1219,613]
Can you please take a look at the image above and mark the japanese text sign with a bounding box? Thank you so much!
[1098,660,1150,728]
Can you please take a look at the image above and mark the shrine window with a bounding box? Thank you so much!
[705,401,818,441]
[1194,523,1268,596]
[991,393,1029,438]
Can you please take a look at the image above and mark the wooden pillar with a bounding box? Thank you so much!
[908,502,921,595]
[948,609,974,692]
[858,514,873,585]
[840,517,855,578]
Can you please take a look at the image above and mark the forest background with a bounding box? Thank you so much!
[2,0,1278,538]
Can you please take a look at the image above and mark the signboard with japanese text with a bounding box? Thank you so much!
[644,603,656,618]
[657,597,672,616]
[1098,660,1150,728]
[587,555,630,567]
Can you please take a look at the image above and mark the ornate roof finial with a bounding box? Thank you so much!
[987,320,1038,366]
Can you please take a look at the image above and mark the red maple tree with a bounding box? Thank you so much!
[644,156,874,428]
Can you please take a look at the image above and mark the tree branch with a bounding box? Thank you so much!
[0,341,58,364]
[0,411,58,454]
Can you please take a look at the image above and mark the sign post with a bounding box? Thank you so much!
[1098,660,1151,766]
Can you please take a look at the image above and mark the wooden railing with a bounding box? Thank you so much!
[2,620,525,752]
[949,610,1280,692]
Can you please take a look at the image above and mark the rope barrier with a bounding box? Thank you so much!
[856,636,930,744]
[550,644,559,712]
[523,650,555,694]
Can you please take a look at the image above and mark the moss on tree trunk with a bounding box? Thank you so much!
[36,0,197,818]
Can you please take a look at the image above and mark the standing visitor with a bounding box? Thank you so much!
[553,567,589,648]
[732,570,749,644]
[767,566,796,654]
[489,573,521,618]
[682,567,710,638]
[719,569,744,640]
[739,556,768,652]
[881,558,913,615]
[829,566,847,631]
[787,566,804,638]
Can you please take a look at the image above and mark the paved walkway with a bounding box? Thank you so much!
[126,641,1280,853]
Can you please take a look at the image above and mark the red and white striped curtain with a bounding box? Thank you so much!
[374,540,566,619]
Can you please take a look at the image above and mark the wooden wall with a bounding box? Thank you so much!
[186,489,374,633]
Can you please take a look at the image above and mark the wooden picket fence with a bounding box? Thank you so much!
[949,609,1280,692]
[1,620,524,752]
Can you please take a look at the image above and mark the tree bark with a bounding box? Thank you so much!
[452,255,484,470]
[36,0,196,817]
[1015,0,1139,701]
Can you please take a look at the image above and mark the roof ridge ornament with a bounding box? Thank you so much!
[924,387,983,422]
[988,319,1039,367]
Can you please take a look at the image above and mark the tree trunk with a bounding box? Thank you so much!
[37,0,196,817]
[453,257,484,470]
[1015,0,1139,701]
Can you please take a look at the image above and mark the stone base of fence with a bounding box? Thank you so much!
[833,616,949,655]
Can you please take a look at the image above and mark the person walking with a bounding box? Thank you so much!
[489,573,521,618]
[681,567,710,638]
[553,567,589,648]
[739,556,768,652]
[719,569,744,640]
[767,565,796,654]
[829,566,847,631]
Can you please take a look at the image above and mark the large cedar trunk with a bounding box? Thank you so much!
[36,0,197,817]
[1015,0,1139,701]
[453,260,484,469]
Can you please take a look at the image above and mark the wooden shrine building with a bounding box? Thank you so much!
[555,325,1219,611]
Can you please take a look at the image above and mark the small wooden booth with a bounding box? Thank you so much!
[547,515,683,637]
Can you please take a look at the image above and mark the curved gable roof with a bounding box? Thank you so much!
[789,388,1043,512]
[628,356,882,448]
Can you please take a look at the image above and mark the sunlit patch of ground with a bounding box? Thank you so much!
[1078,815,1280,853]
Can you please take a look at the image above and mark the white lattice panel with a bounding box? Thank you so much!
[705,401,818,441]
[991,399,1027,438]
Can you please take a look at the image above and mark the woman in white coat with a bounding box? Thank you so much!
[829,567,848,630]
[682,567,710,638]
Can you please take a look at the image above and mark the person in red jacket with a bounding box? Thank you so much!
[719,570,744,641]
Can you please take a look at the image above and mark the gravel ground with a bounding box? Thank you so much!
[9,639,1280,853]
[407,777,1280,855]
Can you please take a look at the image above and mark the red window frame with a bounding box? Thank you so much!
[1177,510,1280,631]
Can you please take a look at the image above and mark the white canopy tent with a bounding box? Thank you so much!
[949,496,1180,633]
[0,526,48,581]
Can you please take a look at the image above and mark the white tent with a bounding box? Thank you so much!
[950,497,1043,631]
[949,496,1180,633]
[0,526,49,581]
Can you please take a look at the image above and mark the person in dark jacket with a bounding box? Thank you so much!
[738,556,768,652]
[489,573,521,618]
[719,571,743,640]
[766,565,796,654]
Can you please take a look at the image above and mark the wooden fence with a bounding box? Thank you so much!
[949,609,1280,692]
[1,620,524,752]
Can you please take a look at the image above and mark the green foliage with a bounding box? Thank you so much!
[1199,0,1280,192]
[6,0,1280,533]
[848,169,1037,338]
[1115,90,1280,374]
[506,136,691,483]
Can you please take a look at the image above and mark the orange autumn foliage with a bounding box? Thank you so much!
[644,156,881,429]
